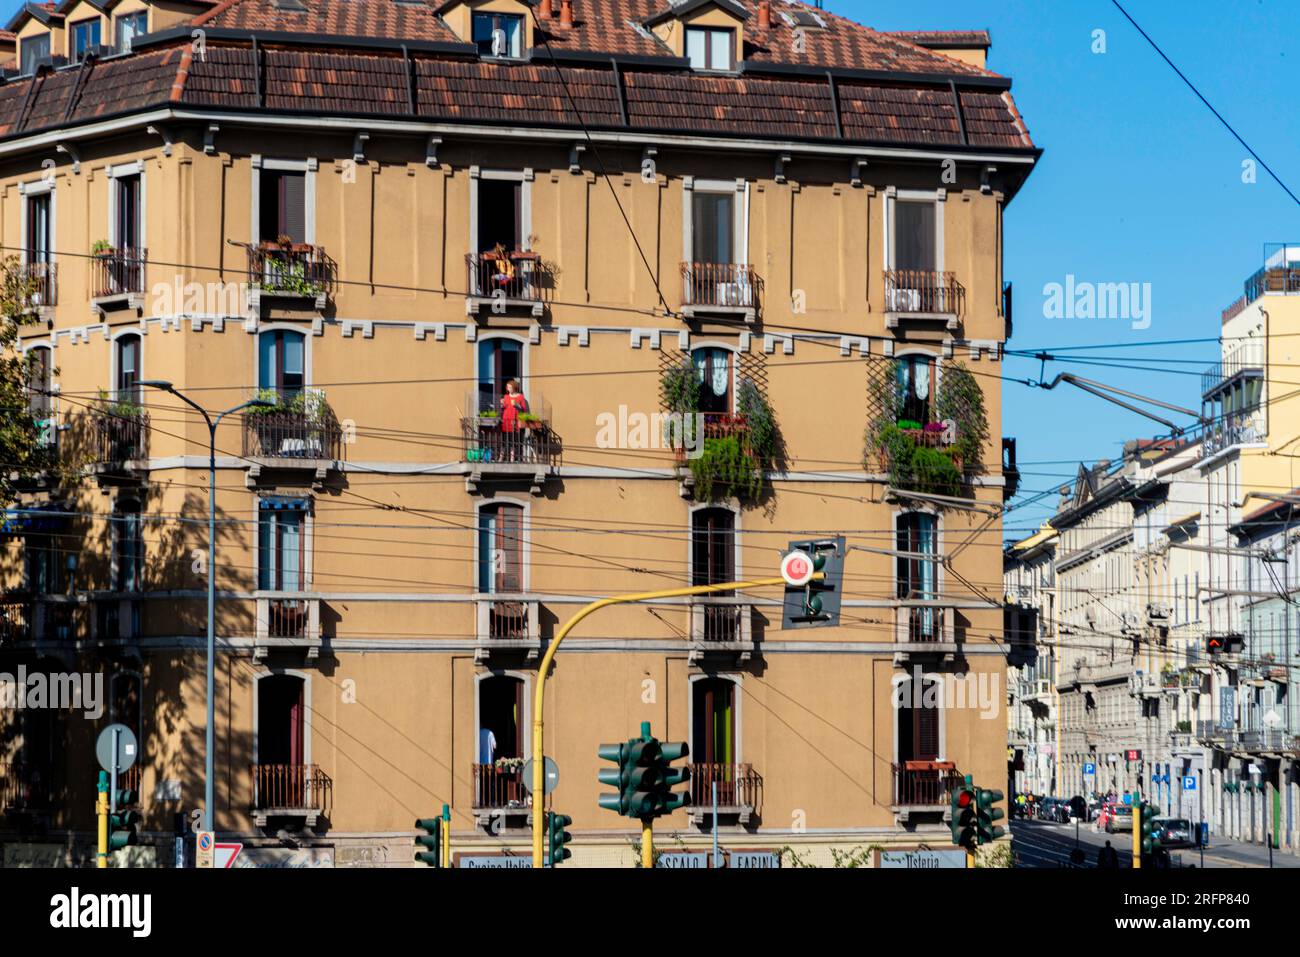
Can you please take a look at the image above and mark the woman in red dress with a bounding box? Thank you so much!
[500,378,529,459]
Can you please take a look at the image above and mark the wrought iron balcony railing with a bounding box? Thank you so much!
[242,391,342,462]
[680,262,760,314]
[472,762,530,810]
[91,247,147,299]
[893,760,962,806]
[465,251,547,309]
[884,269,964,317]
[247,242,335,298]
[689,762,761,811]
[250,763,330,813]
[19,261,57,307]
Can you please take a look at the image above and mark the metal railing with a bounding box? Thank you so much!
[91,247,147,298]
[1201,418,1262,458]
[1201,341,1265,397]
[466,251,546,303]
[19,261,57,307]
[680,262,760,310]
[695,602,748,643]
[893,761,962,806]
[689,762,761,810]
[0,762,44,811]
[94,407,150,463]
[247,243,335,296]
[266,598,309,639]
[884,269,964,315]
[251,763,330,811]
[671,412,754,465]
[472,762,530,810]
[461,416,562,468]
[242,394,343,461]
[0,598,31,644]
[486,600,531,640]
[903,604,946,643]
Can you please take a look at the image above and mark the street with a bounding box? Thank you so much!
[1012,819,1300,869]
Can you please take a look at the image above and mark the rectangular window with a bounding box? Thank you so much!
[259,169,307,244]
[685,26,734,70]
[114,506,142,593]
[478,505,523,594]
[26,193,51,264]
[115,12,148,53]
[895,201,937,273]
[472,12,523,58]
[20,34,50,74]
[26,532,61,595]
[477,178,523,254]
[258,505,305,591]
[71,19,101,63]
[691,191,734,264]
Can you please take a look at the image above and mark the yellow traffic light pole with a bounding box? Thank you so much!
[530,573,818,868]
[1132,796,1142,869]
[96,773,109,869]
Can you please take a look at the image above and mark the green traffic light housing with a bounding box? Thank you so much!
[598,722,691,819]
[546,811,574,865]
[414,816,443,867]
[782,537,845,629]
[1140,801,1162,856]
[976,787,1006,845]
[950,779,977,849]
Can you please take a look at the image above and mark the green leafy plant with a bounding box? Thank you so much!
[96,387,143,419]
[660,361,699,416]
[689,435,762,502]
[91,239,113,255]
[736,377,779,470]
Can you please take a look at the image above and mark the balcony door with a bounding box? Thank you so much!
[260,169,307,244]
[115,334,142,407]
[692,191,734,265]
[895,355,934,425]
[26,347,53,444]
[113,500,143,593]
[478,502,524,594]
[692,348,732,415]
[258,502,305,592]
[477,178,522,254]
[477,337,522,415]
[256,676,304,774]
[897,676,940,763]
[478,675,524,764]
[25,193,51,266]
[894,200,936,274]
[258,329,305,402]
[897,512,937,639]
[691,508,734,587]
[114,173,141,252]
[692,677,738,804]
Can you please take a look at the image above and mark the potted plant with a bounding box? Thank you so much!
[91,239,114,256]
[518,412,542,430]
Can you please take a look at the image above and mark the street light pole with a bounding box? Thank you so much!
[141,381,271,834]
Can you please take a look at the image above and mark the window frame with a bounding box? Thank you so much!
[69,17,102,64]
[472,11,525,59]
[250,156,317,246]
[685,25,736,72]
[114,10,149,53]
[884,188,945,276]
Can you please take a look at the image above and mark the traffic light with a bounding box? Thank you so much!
[599,723,691,819]
[782,536,845,629]
[976,787,1005,844]
[1206,634,1225,655]
[950,778,977,849]
[546,811,573,865]
[1139,801,1162,856]
[655,740,691,814]
[108,790,140,851]
[414,816,443,867]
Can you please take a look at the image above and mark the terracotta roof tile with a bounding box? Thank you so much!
[195,0,461,42]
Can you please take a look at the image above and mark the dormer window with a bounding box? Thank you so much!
[70,19,101,64]
[115,11,148,53]
[686,26,734,71]
[473,11,523,58]
[20,33,49,74]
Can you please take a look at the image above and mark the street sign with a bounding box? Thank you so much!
[214,843,243,869]
[878,849,967,869]
[520,756,559,795]
[1124,749,1142,761]
[1183,776,1197,791]
[196,830,214,869]
[656,852,710,868]
[95,724,138,774]
[1083,762,1096,775]
[780,549,815,587]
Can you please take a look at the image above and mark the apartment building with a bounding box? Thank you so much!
[0,0,1037,867]
[1003,523,1057,796]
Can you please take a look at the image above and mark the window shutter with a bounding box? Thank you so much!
[279,172,307,244]
[495,506,523,592]
[916,690,940,760]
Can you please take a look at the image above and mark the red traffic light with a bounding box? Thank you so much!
[957,790,973,808]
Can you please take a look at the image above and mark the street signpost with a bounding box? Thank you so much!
[214,843,243,869]
[95,723,138,817]
[196,831,215,869]
[520,756,559,795]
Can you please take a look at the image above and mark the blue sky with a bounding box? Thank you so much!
[5,1,1295,533]
[825,0,1300,535]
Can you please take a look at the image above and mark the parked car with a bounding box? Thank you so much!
[1036,797,1057,821]
[1155,818,1194,848]
[1100,801,1134,833]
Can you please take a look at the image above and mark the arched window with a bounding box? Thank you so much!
[895,354,935,425]
[115,333,142,406]
[693,347,732,414]
[476,337,523,414]
[258,329,305,401]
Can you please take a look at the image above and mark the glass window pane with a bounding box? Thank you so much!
[281,515,302,590]
[692,193,733,264]
[895,201,936,272]
[710,30,731,69]
[686,29,707,69]
[258,514,273,590]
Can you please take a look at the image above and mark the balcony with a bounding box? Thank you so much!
[471,761,532,827]
[461,393,562,496]
[675,413,763,501]
[245,241,335,313]
[1201,341,1264,398]
[90,403,150,484]
[894,604,959,664]
[250,763,330,827]
[0,762,47,813]
[475,598,541,663]
[892,760,962,820]
[883,269,964,329]
[1221,244,1300,323]
[687,762,761,825]
[1201,417,1263,458]
[465,251,547,318]
[254,594,322,660]
[242,390,343,485]
[18,261,57,316]
[680,262,760,322]
[90,247,147,315]
[0,596,32,646]
[687,598,754,664]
